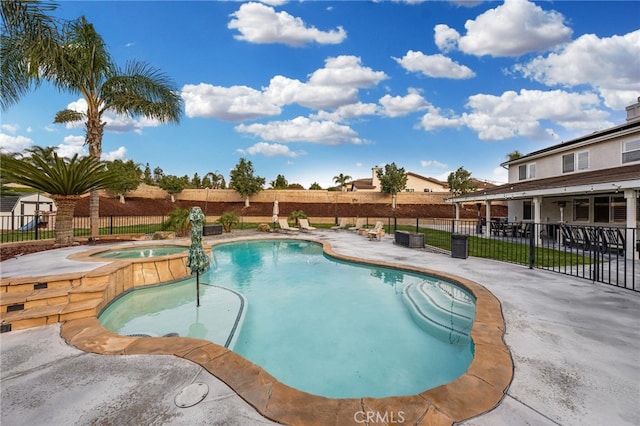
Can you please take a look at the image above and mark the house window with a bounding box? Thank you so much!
[574,198,589,221]
[523,201,532,220]
[562,151,589,173]
[622,139,640,163]
[611,196,626,223]
[518,163,536,180]
[594,197,609,223]
[405,188,414,192]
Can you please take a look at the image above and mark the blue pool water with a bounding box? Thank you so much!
[90,245,187,259]
[99,239,475,398]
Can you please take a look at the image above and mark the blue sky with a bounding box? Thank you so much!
[2,0,639,188]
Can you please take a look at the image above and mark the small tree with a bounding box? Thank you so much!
[287,183,304,189]
[447,166,476,197]
[105,159,141,203]
[153,166,164,183]
[191,172,201,188]
[143,163,153,184]
[159,174,185,202]
[217,211,239,233]
[162,207,190,236]
[376,162,408,209]
[270,174,288,189]
[288,210,307,225]
[229,158,265,207]
[506,150,523,161]
[309,182,322,190]
[1,149,118,245]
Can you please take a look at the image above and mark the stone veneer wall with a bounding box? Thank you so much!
[0,253,190,331]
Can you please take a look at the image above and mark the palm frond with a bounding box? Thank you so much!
[101,60,183,123]
[54,108,85,124]
[1,151,118,196]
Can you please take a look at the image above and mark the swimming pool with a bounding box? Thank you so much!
[89,245,188,259]
[99,239,476,398]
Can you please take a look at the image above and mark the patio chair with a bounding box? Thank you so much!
[349,218,365,232]
[331,218,348,230]
[367,221,385,241]
[298,218,316,232]
[278,219,299,233]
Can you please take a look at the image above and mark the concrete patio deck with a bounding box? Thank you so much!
[1,230,639,425]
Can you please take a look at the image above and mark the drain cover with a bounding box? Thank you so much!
[174,382,209,408]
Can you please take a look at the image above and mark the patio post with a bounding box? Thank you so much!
[485,200,492,238]
[533,196,542,245]
[624,189,638,260]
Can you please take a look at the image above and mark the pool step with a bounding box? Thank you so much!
[0,281,108,331]
[402,281,475,345]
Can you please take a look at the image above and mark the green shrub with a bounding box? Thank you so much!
[217,211,239,233]
[288,210,307,225]
[162,207,190,236]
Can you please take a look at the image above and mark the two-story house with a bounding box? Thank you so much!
[449,98,640,259]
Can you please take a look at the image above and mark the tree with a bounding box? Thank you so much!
[159,174,185,202]
[376,162,408,209]
[0,149,118,245]
[105,159,141,203]
[191,172,201,188]
[506,150,523,161]
[447,166,476,197]
[287,183,304,189]
[309,182,322,190]
[1,0,59,110]
[5,11,183,238]
[270,174,288,189]
[143,163,153,184]
[153,167,164,183]
[201,175,212,189]
[229,158,265,207]
[333,173,352,192]
[204,171,225,189]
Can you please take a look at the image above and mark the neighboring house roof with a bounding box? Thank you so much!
[350,178,376,190]
[502,120,640,167]
[450,164,640,202]
[405,172,447,187]
[0,195,22,213]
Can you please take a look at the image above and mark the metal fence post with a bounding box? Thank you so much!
[529,223,535,269]
[34,213,39,240]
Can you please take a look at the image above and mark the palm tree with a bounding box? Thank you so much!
[1,150,119,245]
[1,0,59,110]
[204,171,225,189]
[333,173,352,192]
[3,9,183,238]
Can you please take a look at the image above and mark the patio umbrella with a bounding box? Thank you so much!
[186,207,210,307]
[272,200,279,224]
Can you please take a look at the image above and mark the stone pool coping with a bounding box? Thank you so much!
[58,236,513,426]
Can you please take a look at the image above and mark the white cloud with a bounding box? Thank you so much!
[434,24,460,53]
[420,160,447,169]
[236,116,362,145]
[514,30,640,109]
[308,56,388,88]
[1,124,19,134]
[228,2,346,47]
[239,142,301,157]
[455,0,572,57]
[101,146,128,162]
[55,135,86,158]
[264,75,358,110]
[393,50,475,79]
[182,83,281,121]
[0,133,33,153]
[379,89,429,117]
[311,102,379,122]
[419,89,613,140]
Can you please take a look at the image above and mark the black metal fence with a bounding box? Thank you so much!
[2,214,637,291]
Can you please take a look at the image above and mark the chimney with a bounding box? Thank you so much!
[372,166,381,189]
[626,96,640,122]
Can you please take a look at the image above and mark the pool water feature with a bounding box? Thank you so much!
[90,245,187,259]
[99,239,476,399]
